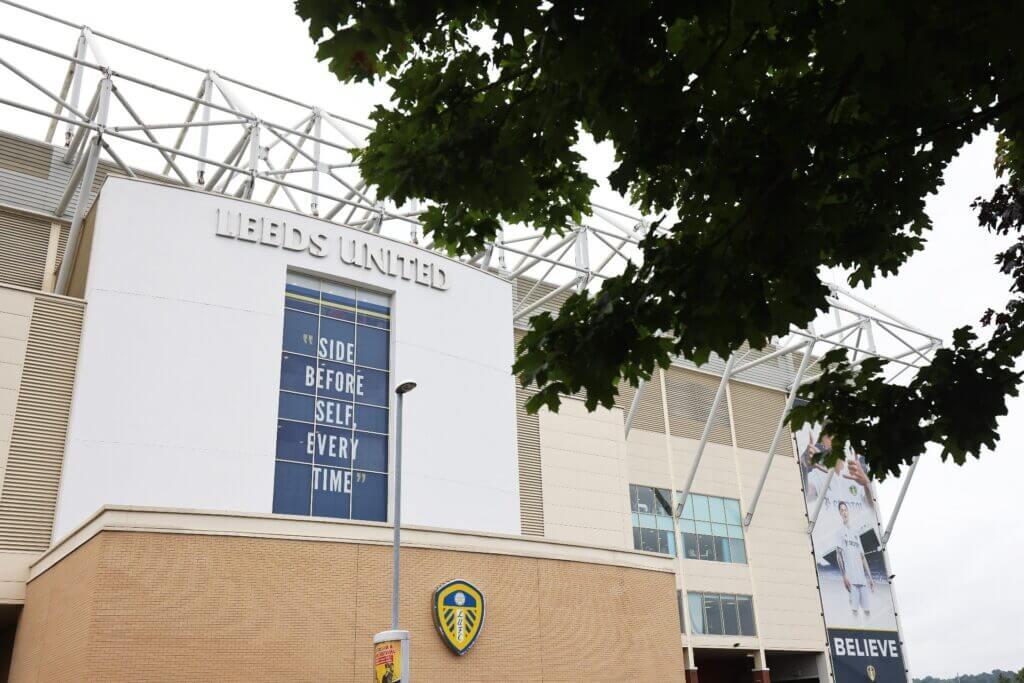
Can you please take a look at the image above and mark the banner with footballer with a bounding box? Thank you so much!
[794,422,908,683]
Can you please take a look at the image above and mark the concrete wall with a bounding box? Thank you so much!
[53,178,520,539]
[537,387,826,655]
[11,509,684,682]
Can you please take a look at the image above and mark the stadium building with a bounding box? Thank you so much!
[0,4,935,681]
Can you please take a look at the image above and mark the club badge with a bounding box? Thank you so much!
[432,579,485,656]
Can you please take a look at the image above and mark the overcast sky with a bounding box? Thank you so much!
[2,2,1021,677]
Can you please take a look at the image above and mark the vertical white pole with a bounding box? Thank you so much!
[392,390,404,631]
[63,32,86,147]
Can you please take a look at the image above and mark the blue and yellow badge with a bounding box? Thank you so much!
[432,579,485,656]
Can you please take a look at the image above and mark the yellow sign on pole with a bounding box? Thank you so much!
[373,630,408,683]
[374,639,402,683]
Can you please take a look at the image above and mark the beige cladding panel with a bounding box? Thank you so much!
[11,530,685,681]
[0,295,85,552]
[513,330,544,536]
[730,380,794,452]
[538,399,632,548]
[0,209,52,291]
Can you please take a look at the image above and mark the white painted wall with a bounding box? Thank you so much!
[52,178,519,539]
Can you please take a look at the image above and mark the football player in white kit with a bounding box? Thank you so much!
[804,433,875,519]
[835,500,875,621]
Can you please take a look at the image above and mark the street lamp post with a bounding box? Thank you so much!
[392,380,416,629]
[373,380,416,683]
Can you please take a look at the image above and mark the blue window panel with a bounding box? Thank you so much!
[656,516,674,531]
[273,461,311,515]
[354,431,387,473]
[695,520,713,535]
[357,311,390,329]
[315,359,357,401]
[724,499,742,525]
[680,518,696,534]
[320,290,358,322]
[727,524,745,539]
[357,291,391,330]
[311,465,351,519]
[319,317,356,362]
[280,353,317,395]
[315,397,356,429]
[638,513,656,529]
[282,309,317,356]
[279,391,314,423]
[351,470,387,521]
[681,494,694,519]
[284,283,320,314]
[355,404,388,433]
[312,425,356,468]
[356,326,390,370]
[709,496,727,523]
[712,522,728,538]
[691,494,711,521]
[356,367,388,407]
[276,420,314,463]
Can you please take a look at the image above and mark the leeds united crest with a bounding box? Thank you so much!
[432,579,485,655]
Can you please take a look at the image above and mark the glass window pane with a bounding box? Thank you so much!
[356,325,390,370]
[351,470,388,521]
[721,594,740,636]
[695,520,713,535]
[712,522,729,538]
[315,397,355,429]
[354,403,388,433]
[315,359,358,401]
[730,538,748,564]
[635,486,656,515]
[353,431,387,473]
[657,530,672,555]
[715,535,732,563]
[631,512,639,527]
[692,494,710,521]
[704,594,724,635]
[282,309,317,355]
[709,496,727,523]
[279,391,314,423]
[355,366,388,407]
[654,488,673,516]
[318,317,356,361]
[311,465,351,519]
[663,531,676,556]
[724,498,742,525]
[285,274,320,313]
[276,420,314,463]
[680,518,696,534]
[280,353,317,395]
[640,527,659,552]
[656,516,675,531]
[698,534,716,561]
[727,524,745,539]
[638,513,656,529]
[680,493,693,519]
[683,533,699,559]
[737,596,757,636]
[312,425,355,468]
[632,526,641,550]
[272,461,311,515]
[688,593,705,634]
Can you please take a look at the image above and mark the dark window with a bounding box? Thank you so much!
[274,273,390,522]
[737,596,757,636]
[721,594,740,635]
[703,594,724,635]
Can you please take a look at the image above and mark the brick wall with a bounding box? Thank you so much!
[11,531,685,681]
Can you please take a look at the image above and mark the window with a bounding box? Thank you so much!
[688,592,757,636]
[628,484,675,554]
[273,272,391,522]
[681,493,747,564]
[629,485,747,564]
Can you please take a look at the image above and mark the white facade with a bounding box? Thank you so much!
[52,178,520,539]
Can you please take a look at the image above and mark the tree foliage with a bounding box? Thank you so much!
[296,0,1024,479]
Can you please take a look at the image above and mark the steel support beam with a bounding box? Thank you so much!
[744,342,816,527]
[882,455,920,547]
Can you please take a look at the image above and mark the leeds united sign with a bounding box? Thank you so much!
[215,209,450,291]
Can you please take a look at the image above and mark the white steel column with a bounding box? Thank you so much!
[62,31,86,146]
[724,382,768,675]
[882,456,920,547]
[656,369,696,674]
[55,73,111,293]
[744,342,815,527]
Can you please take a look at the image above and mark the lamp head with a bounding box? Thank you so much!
[396,380,417,395]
